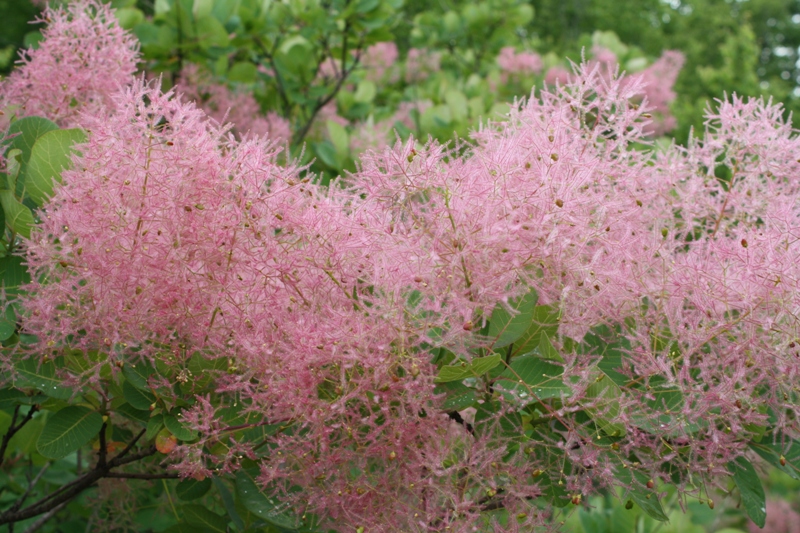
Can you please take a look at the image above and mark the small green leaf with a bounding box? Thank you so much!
[235,468,301,529]
[15,359,72,399]
[326,120,349,157]
[182,504,228,532]
[435,353,501,383]
[0,190,33,238]
[537,333,563,362]
[146,414,164,441]
[26,128,86,206]
[354,80,377,103]
[728,456,766,528]
[0,255,31,295]
[6,116,59,164]
[496,354,569,400]
[123,379,155,410]
[0,304,17,341]
[212,478,245,531]
[488,288,538,348]
[37,406,103,459]
[750,434,800,480]
[0,388,28,410]
[434,380,476,410]
[355,0,380,13]
[122,361,155,391]
[115,402,150,424]
[177,477,212,500]
[195,16,229,49]
[114,7,145,29]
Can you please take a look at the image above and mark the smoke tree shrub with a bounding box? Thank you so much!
[1,2,800,532]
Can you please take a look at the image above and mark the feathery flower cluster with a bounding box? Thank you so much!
[361,42,400,83]
[176,64,291,143]
[497,47,543,77]
[16,51,800,532]
[0,0,139,127]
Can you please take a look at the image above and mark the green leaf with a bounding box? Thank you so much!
[583,368,625,437]
[37,406,103,459]
[0,255,31,296]
[728,456,766,528]
[326,120,349,158]
[26,128,86,206]
[122,360,155,391]
[355,0,380,13]
[314,141,338,168]
[435,353,501,383]
[0,388,28,410]
[123,379,155,410]
[0,304,17,341]
[0,190,33,238]
[195,16,230,49]
[235,468,301,529]
[496,354,569,400]
[434,380,476,410]
[488,288,538,348]
[164,411,198,441]
[750,434,800,480]
[182,504,228,532]
[6,116,59,164]
[354,80,377,103]
[445,89,468,121]
[509,303,559,356]
[115,7,145,29]
[115,402,150,424]
[146,413,164,441]
[177,477,212,500]
[228,62,258,83]
[537,333,563,362]
[15,359,72,399]
[212,477,245,531]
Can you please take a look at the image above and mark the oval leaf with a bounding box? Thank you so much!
[0,190,33,238]
[488,288,538,348]
[235,468,300,529]
[182,504,228,532]
[26,128,86,206]
[37,406,103,459]
[176,477,212,501]
[728,456,766,528]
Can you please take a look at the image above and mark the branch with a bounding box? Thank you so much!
[0,405,38,468]
[105,472,179,480]
[0,442,161,526]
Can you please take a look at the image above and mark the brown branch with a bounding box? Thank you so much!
[105,472,179,480]
[0,405,38,468]
[0,441,161,526]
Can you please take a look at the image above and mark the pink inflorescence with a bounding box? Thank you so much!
[16,57,800,531]
[176,64,291,143]
[0,0,139,127]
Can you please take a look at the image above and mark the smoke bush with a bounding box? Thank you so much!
[6,9,800,531]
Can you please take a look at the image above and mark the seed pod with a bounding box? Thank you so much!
[555,199,564,208]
